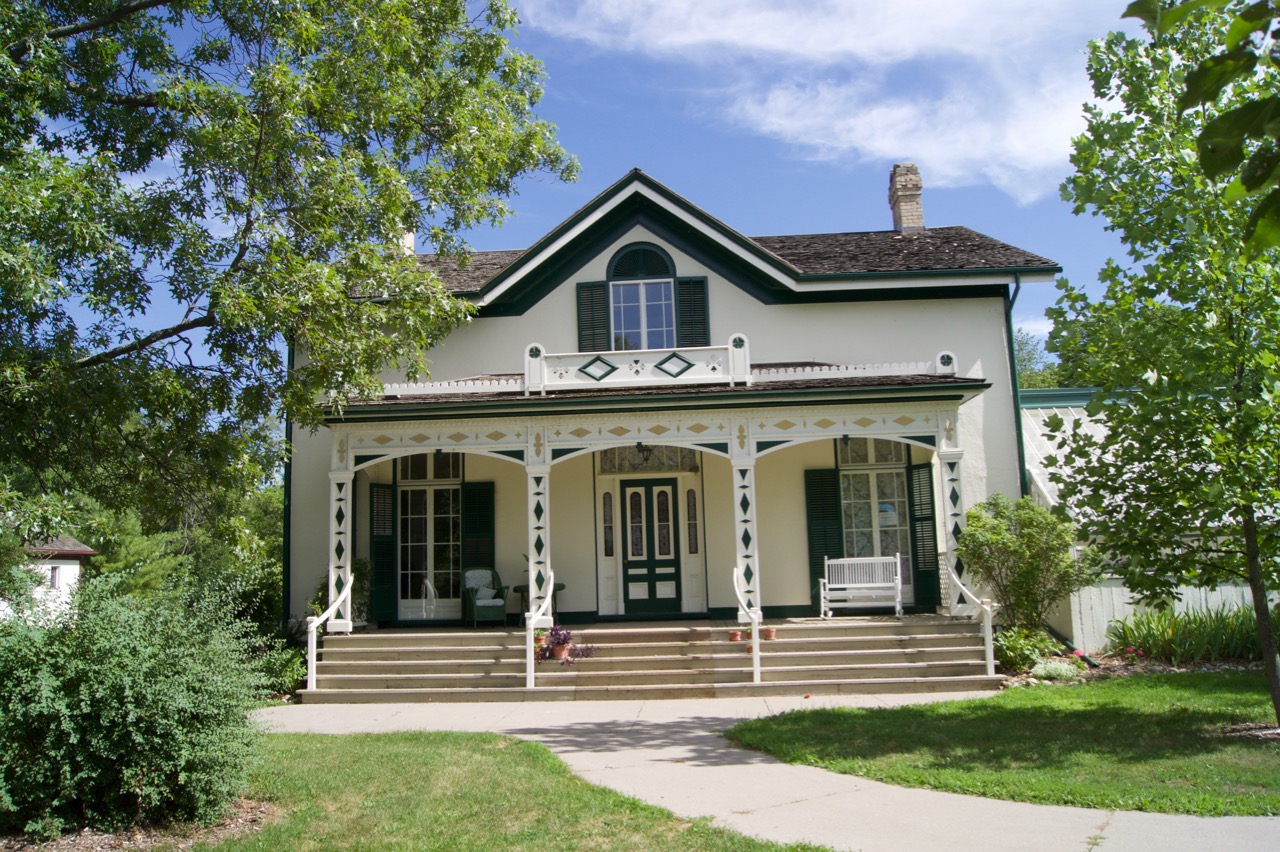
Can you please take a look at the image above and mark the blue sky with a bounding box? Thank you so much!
[458,1,1143,340]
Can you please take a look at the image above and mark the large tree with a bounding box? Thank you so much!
[1,0,576,522]
[1127,0,1280,256]
[1051,14,1280,723]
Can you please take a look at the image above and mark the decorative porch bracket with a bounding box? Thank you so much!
[525,464,553,688]
[936,449,996,676]
[327,471,354,634]
[732,459,763,683]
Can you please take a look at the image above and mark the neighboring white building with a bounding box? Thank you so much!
[1021,388,1277,654]
[287,166,1060,632]
[1,536,95,617]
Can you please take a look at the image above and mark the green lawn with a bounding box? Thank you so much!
[726,672,1280,816]
[205,731,822,851]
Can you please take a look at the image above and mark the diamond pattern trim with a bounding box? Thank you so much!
[579,356,619,381]
[655,351,695,378]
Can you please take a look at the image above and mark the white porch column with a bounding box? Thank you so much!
[732,459,761,618]
[327,471,354,633]
[937,448,965,615]
[525,463,553,687]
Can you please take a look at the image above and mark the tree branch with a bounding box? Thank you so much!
[74,314,215,370]
[8,0,174,63]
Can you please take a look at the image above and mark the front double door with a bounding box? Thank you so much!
[621,479,681,614]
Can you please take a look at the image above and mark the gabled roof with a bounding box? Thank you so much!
[29,535,96,560]
[419,170,1060,312]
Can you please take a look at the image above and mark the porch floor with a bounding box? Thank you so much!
[301,616,1002,703]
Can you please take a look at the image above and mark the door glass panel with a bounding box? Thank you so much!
[628,491,645,558]
[656,490,672,557]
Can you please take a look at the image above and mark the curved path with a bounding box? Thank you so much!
[256,693,1278,852]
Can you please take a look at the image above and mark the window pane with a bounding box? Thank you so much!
[602,493,615,558]
[686,489,698,555]
[839,438,869,465]
[874,439,905,464]
[434,452,461,479]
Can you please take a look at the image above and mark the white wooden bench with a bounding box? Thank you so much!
[821,555,903,618]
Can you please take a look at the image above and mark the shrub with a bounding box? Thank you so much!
[1031,659,1084,681]
[955,493,1102,630]
[0,579,261,837]
[994,627,1060,673]
[1108,604,1280,665]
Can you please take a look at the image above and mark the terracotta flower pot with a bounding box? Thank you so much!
[551,644,571,660]
[728,630,742,642]
[762,626,778,641]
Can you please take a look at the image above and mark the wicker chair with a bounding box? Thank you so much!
[462,567,508,627]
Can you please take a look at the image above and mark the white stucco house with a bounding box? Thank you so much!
[0,536,94,620]
[286,164,1060,649]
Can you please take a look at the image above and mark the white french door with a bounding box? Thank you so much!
[840,469,915,604]
[398,485,462,619]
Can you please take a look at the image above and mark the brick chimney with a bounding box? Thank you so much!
[888,163,924,234]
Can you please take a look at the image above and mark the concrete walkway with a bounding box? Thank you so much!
[255,693,1279,852]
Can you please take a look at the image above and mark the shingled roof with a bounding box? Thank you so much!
[421,224,1054,293]
[751,226,1056,275]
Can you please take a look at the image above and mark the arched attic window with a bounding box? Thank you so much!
[576,242,710,352]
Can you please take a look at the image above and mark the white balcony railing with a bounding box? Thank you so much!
[377,337,959,398]
[525,335,752,396]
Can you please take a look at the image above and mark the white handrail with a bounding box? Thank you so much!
[305,581,352,690]
[525,568,555,688]
[945,560,997,677]
[732,562,762,684]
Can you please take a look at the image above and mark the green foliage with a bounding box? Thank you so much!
[1126,0,1280,256]
[0,0,576,517]
[993,627,1061,673]
[727,671,1280,815]
[0,478,79,610]
[1013,328,1060,389]
[1030,659,1085,681]
[307,557,370,624]
[955,494,1101,630]
[245,733,805,851]
[0,580,261,837]
[1109,604,1280,664]
[1054,12,1280,723]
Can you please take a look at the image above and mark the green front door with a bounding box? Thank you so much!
[621,478,681,614]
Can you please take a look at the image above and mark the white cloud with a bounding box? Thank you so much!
[516,0,1135,204]
[1015,316,1056,339]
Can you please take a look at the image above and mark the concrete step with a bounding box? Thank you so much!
[306,618,997,703]
[315,658,987,690]
[316,645,982,677]
[299,674,1004,704]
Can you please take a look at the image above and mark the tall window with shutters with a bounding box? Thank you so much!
[576,243,709,352]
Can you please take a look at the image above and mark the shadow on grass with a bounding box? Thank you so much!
[726,673,1277,774]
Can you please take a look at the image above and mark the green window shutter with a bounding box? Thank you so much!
[577,281,609,352]
[804,468,843,612]
[676,277,709,347]
[461,481,496,569]
[908,461,941,610]
[368,482,396,622]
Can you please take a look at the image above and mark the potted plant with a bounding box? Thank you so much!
[761,625,778,641]
[536,625,596,666]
